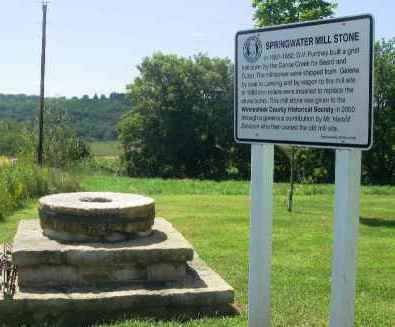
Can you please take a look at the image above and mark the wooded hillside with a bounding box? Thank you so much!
[0,93,130,141]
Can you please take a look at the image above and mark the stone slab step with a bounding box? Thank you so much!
[0,256,238,326]
[13,218,194,287]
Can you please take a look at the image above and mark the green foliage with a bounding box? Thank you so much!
[89,141,122,157]
[0,108,91,168]
[43,105,91,168]
[0,93,130,141]
[0,120,35,158]
[252,0,338,185]
[118,43,394,184]
[281,38,394,185]
[283,39,395,185]
[252,0,337,26]
[0,163,79,220]
[72,157,124,176]
[363,39,395,184]
[251,1,394,185]
[119,53,239,179]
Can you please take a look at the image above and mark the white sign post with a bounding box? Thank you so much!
[248,144,273,327]
[330,149,361,327]
[235,15,374,327]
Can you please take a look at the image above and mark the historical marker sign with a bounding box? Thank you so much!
[235,15,374,149]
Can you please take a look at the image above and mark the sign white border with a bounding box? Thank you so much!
[234,14,374,150]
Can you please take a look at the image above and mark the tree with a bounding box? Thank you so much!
[363,39,395,184]
[43,103,91,168]
[252,0,336,26]
[118,53,234,179]
[251,0,337,210]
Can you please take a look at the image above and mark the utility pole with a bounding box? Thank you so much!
[37,1,48,166]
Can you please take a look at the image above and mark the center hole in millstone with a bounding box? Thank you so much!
[79,197,112,203]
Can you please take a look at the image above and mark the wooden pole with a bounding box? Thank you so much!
[38,2,47,166]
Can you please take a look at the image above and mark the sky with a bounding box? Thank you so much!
[0,0,393,98]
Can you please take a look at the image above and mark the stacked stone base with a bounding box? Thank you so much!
[14,219,194,289]
[0,218,238,326]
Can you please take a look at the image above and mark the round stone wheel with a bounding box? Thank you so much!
[39,192,155,243]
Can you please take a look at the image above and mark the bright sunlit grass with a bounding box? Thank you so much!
[1,177,394,326]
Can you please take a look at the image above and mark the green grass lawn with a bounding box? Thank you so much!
[89,141,122,157]
[1,177,394,326]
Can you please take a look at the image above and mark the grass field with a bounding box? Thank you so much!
[1,177,394,326]
[89,141,122,157]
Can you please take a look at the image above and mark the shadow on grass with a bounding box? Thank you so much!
[360,217,395,228]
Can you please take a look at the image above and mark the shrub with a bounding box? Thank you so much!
[43,106,91,168]
[0,163,80,219]
[0,110,91,169]
[70,157,124,176]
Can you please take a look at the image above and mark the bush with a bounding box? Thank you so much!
[0,163,80,219]
[70,157,124,176]
[43,106,91,168]
[0,109,91,169]
[0,121,35,159]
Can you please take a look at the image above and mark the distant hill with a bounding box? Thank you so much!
[0,93,131,141]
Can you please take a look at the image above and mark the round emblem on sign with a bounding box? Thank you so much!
[243,36,263,63]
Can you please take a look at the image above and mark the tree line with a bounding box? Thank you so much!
[0,93,130,141]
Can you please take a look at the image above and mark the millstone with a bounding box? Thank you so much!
[39,192,155,242]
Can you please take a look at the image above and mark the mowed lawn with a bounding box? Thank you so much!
[1,176,394,326]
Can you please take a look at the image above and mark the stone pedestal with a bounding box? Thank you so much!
[0,192,238,325]
[14,219,193,288]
